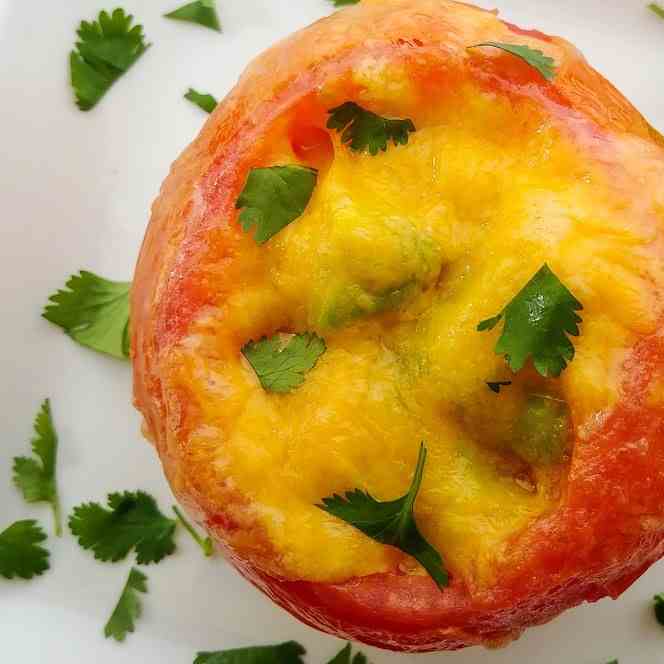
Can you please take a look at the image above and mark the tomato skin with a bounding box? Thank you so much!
[132,0,664,651]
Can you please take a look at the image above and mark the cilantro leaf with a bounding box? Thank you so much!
[319,442,448,588]
[165,0,221,32]
[649,3,664,19]
[0,520,50,580]
[195,642,306,664]
[70,9,150,111]
[104,568,148,642]
[13,399,62,536]
[173,505,214,557]
[69,491,177,565]
[477,264,583,378]
[43,271,131,360]
[486,380,512,394]
[327,102,416,155]
[468,42,556,80]
[236,166,318,244]
[330,0,360,6]
[654,593,664,626]
[185,88,218,113]
[326,643,367,664]
[242,333,326,394]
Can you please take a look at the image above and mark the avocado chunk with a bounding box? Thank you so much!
[311,215,442,328]
[512,395,571,465]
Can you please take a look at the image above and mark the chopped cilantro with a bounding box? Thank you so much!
[104,568,148,642]
[13,399,62,536]
[195,641,306,664]
[0,520,50,580]
[165,0,221,32]
[185,88,218,113]
[43,271,131,360]
[649,3,664,19]
[236,165,318,244]
[327,102,416,155]
[319,442,448,588]
[70,9,149,111]
[69,491,176,565]
[486,380,512,394]
[242,333,326,394]
[468,42,556,80]
[326,643,367,664]
[478,264,583,378]
[655,593,664,626]
[173,505,214,557]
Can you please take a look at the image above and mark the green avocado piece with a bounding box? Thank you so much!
[512,395,570,465]
[312,215,442,328]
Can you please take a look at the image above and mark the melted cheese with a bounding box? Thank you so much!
[176,85,662,585]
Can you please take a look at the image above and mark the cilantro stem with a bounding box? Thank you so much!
[173,505,214,557]
[52,495,63,537]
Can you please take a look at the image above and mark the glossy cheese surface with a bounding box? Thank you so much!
[169,78,663,584]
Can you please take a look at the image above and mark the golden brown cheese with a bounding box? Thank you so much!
[171,80,663,585]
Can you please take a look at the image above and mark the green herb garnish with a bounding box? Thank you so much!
[326,643,367,664]
[104,568,148,642]
[327,102,416,155]
[173,505,214,557]
[165,0,221,32]
[649,3,664,19]
[242,333,326,394]
[195,641,306,664]
[70,9,149,111]
[13,399,62,536]
[69,491,176,565]
[236,166,317,244]
[468,42,556,80]
[655,593,664,626]
[0,520,50,580]
[319,442,448,588]
[185,88,218,113]
[478,264,582,378]
[43,271,131,360]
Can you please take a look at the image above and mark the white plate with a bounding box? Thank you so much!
[1,1,663,662]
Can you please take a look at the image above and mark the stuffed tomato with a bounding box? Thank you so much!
[131,0,664,651]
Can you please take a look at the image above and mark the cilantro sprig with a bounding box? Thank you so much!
[236,165,318,244]
[319,442,448,588]
[326,643,366,664]
[195,641,306,664]
[649,3,664,19]
[173,505,214,557]
[185,88,218,113]
[13,400,62,536]
[327,102,416,155]
[165,0,222,32]
[0,520,50,580]
[69,491,176,565]
[654,593,664,626]
[242,333,326,393]
[478,264,583,378]
[468,42,556,80]
[104,568,148,642]
[43,271,131,360]
[70,9,150,111]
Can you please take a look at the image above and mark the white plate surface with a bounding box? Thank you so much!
[0,1,663,662]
